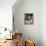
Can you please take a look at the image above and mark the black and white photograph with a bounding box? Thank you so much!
[24,13,34,25]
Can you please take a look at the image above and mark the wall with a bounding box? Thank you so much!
[41,0,46,46]
[13,0,41,46]
[0,0,16,29]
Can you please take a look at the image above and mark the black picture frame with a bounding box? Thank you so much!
[24,13,34,25]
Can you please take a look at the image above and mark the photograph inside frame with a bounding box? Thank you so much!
[24,13,34,25]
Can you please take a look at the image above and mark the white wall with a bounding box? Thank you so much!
[12,0,46,46]
[41,0,46,46]
[13,0,41,46]
[0,0,16,29]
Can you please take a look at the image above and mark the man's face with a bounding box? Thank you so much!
[28,16,31,20]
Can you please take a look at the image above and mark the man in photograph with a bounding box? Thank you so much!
[24,14,34,24]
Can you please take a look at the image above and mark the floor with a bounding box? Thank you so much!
[0,39,16,46]
[0,38,24,46]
